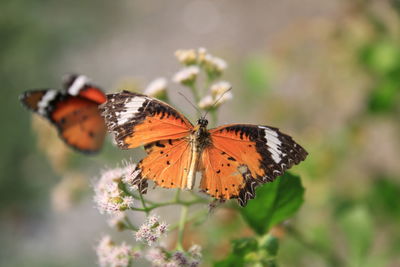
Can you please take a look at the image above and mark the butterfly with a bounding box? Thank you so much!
[20,74,107,154]
[100,91,308,206]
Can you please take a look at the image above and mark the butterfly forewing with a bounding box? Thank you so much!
[203,124,308,206]
[100,91,194,149]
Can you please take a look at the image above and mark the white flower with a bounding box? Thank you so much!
[210,81,232,97]
[145,247,166,266]
[206,54,227,72]
[202,53,227,76]
[145,247,202,267]
[214,91,233,107]
[93,168,136,214]
[144,78,168,98]
[175,49,197,65]
[173,66,200,85]
[197,47,207,63]
[121,163,140,191]
[96,236,136,267]
[188,244,202,260]
[135,214,169,246]
[197,95,214,110]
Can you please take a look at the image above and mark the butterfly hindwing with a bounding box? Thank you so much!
[50,96,106,153]
[100,90,194,149]
[203,124,308,206]
[20,74,107,153]
[132,138,192,192]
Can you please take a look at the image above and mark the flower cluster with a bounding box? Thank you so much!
[173,66,200,86]
[145,245,202,267]
[135,214,168,246]
[198,80,233,110]
[96,235,140,267]
[93,168,135,214]
[173,48,227,86]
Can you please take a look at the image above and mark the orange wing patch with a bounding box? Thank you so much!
[78,86,107,104]
[51,97,106,153]
[199,146,244,200]
[132,138,192,191]
[100,91,193,149]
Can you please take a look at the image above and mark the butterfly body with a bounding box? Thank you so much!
[20,74,107,153]
[100,91,308,206]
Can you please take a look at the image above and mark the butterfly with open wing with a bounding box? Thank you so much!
[19,74,107,154]
[100,90,308,206]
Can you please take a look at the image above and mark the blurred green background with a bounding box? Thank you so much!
[1,0,400,266]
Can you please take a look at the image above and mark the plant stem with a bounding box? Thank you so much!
[176,205,189,250]
[139,191,149,215]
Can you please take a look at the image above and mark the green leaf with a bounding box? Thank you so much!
[367,177,400,221]
[367,80,399,113]
[240,172,305,235]
[214,254,244,267]
[259,234,279,256]
[231,237,259,256]
[359,40,400,75]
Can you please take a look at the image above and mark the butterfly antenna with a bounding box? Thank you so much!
[178,92,202,115]
[203,87,232,119]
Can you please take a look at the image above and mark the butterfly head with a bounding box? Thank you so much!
[197,118,208,128]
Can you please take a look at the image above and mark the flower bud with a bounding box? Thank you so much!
[173,66,200,86]
[175,49,197,65]
[210,81,232,97]
[198,95,214,110]
[144,78,168,99]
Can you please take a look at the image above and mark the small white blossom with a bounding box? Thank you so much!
[94,168,135,214]
[188,244,202,260]
[197,47,207,63]
[121,163,140,191]
[202,53,227,76]
[173,66,200,85]
[214,91,233,107]
[145,246,202,267]
[144,78,168,98]
[210,81,232,97]
[146,247,166,266]
[175,49,197,65]
[197,95,214,110]
[96,236,137,267]
[173,251,189,266]
[205,54,227,72]
[135,214,168,246]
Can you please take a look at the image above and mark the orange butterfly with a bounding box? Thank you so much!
[100,91,308,206]
[20,74,107,153]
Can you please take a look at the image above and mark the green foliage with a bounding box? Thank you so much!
[215,235,279,267]
[240,172,305,235]
[338,205,373,267]
[367,178,400,221]
[359,39,400,113]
